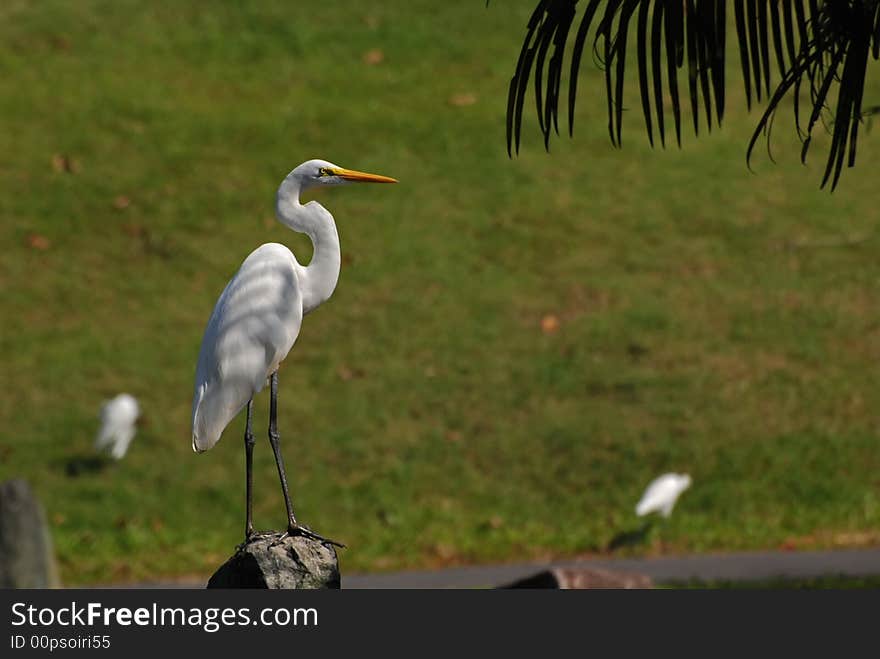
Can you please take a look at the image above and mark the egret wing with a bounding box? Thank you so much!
[191,243,303,453]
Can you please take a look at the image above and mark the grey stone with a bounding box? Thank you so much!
[0,479,61,588]
[207,533,340,589]
[502,567,653,589]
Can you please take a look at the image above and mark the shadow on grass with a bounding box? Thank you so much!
[60,455,110,478]
[606,520,654,552]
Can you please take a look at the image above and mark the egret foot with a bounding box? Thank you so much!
[237,530,275,553]
[272,524,345,549]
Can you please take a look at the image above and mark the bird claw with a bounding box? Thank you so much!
[271,524,345,549]
[236,530,271,552]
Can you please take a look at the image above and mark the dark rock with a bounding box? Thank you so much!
[0,479,61,588]
[207,533,340,589]
[502,567,653,589]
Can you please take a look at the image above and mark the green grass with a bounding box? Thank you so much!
[1,1,880,585]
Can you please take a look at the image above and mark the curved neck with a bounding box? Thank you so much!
[276,175,341,315]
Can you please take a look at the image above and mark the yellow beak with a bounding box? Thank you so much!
[331,167,398,184]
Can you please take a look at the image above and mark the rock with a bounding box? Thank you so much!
[502,567,653,589]
[207,533,340,589]
[0,479,61,588]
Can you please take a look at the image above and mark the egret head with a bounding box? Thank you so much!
[293,159,398,189]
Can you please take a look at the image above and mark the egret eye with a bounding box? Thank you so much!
[318,167,333,177]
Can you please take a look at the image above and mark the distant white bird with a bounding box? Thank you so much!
[191,159,396,546]
[635,473,692,518]
[94,394,140,460]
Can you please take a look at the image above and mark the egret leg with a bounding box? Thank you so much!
[244,398,256,543]
[267,371,344,548]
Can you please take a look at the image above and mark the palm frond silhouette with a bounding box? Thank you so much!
[504,1,880,189]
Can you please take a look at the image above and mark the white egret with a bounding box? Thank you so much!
[191,159,397,546]
[94,393,140,460]
[635,473,692,518]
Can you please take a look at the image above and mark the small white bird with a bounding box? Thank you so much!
[94,394,140,460]
[635,473,692,518]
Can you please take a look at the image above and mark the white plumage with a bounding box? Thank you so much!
[635,473,692,518]
[190,159,396,545]
[190,159,396,455]
[94,393,140,460]
[191,242,304,452]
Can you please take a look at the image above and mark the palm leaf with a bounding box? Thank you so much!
[747,1,880,189]
[505,0,880,189]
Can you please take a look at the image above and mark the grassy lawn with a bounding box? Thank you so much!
[1,1,879,585]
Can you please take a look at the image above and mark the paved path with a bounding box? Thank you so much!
[343,548,880,588]
[97,547,880,588]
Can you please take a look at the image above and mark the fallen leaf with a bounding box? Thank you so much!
[52,513,66,525]
[26,233,51,250]
[337,365,364,381]
[122,223,146,238]
[363,15,380,29]
[449,92,477,107]
[445,430,462,443]
[540,314,560,334]
[477,515,505,531]
[372,556,394,570]
[49,35,71,51]
[51,153,78,173]
[431,543,457,561]
[113,195,131,210]
[363,48,384,65]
